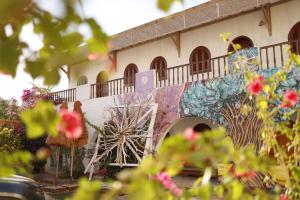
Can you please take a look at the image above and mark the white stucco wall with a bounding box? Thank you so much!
[62,0,300,145]
[68,0,300,88]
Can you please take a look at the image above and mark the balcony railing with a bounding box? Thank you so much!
[51,40,299,102]
[156,41,299,88]
[90,78,135,99]
[49,88,76,104]
[155,55,228,88]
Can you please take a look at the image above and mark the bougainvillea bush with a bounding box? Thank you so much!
[0,97,20,120]
[21,85,53,108]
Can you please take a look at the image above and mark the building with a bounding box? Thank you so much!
[50,0,300,165]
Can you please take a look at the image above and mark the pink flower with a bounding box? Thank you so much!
[154,172,182,197]
[280,194,288,200]
[57,110,83,139]
[172,187,183,197]
[248,76,264,95]
[183,128,199,141]
[281,90,298,108]
[156,172,169,182]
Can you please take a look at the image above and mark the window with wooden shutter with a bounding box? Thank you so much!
[228,36,254,53]
[288,21,300,54]
[150,56,167,81]
[77,75,88,86]
[189,46,211,75]
[124,63,138,86]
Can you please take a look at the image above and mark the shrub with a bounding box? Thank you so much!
[0,127,22,152]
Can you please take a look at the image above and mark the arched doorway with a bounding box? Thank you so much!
[96,71,108,97]
[288,21,300,54]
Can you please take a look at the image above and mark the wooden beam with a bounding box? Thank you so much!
[67,66,70,81]
[109,51,117,72]
[60,66,70,81]
[60,66,67,75]
[262,4,272,36]
[171,32,181,57]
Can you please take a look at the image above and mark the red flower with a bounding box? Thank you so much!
[183,128,199,141]
[57,110,83,139]
[248,76,264,95]
[280,194,288,200]
[235,170,256,180]
[281,90,298,108]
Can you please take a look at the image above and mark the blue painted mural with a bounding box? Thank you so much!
[180,66,300,151]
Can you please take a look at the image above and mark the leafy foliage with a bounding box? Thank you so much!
[69,178,101,200]
[0,127,22,152]
[21,100,59,139]
[0,151,32,177]
[0,0,108,85]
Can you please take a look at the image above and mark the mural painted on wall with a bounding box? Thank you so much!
[227,47,259,73]
[180,67,300,151]
[152,85,185,148]
[117,85,185,148]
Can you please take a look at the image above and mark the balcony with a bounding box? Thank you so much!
[49,40,299,103]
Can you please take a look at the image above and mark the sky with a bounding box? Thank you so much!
[0,0,208,101]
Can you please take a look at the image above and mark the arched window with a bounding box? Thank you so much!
[77,75,88,86]
[288,21,300,54]
[124,63,138,86]
[228,36,254,52]
[189,46,211,75]
[150,56,167,80]
[96,71,108,97]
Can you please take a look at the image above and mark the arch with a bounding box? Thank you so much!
[124,63,138,86]
[189,46,211,75]
[156,117,216,149]
[77,75,88,86]
[157,117,215,176]
[228,36,254,52]
[96,71,109,97]
[288,21,300,54]
[150,56,167,81]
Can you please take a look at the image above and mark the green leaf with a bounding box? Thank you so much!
[231,180,243,200]
[43,69,60,85]
[25,59,47,79]
[21,100,59,139]
[86,18,108,54]
[157,0,182,11]
[0,151,32,177]
[70,178,101,200]
[0,35,23,77]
